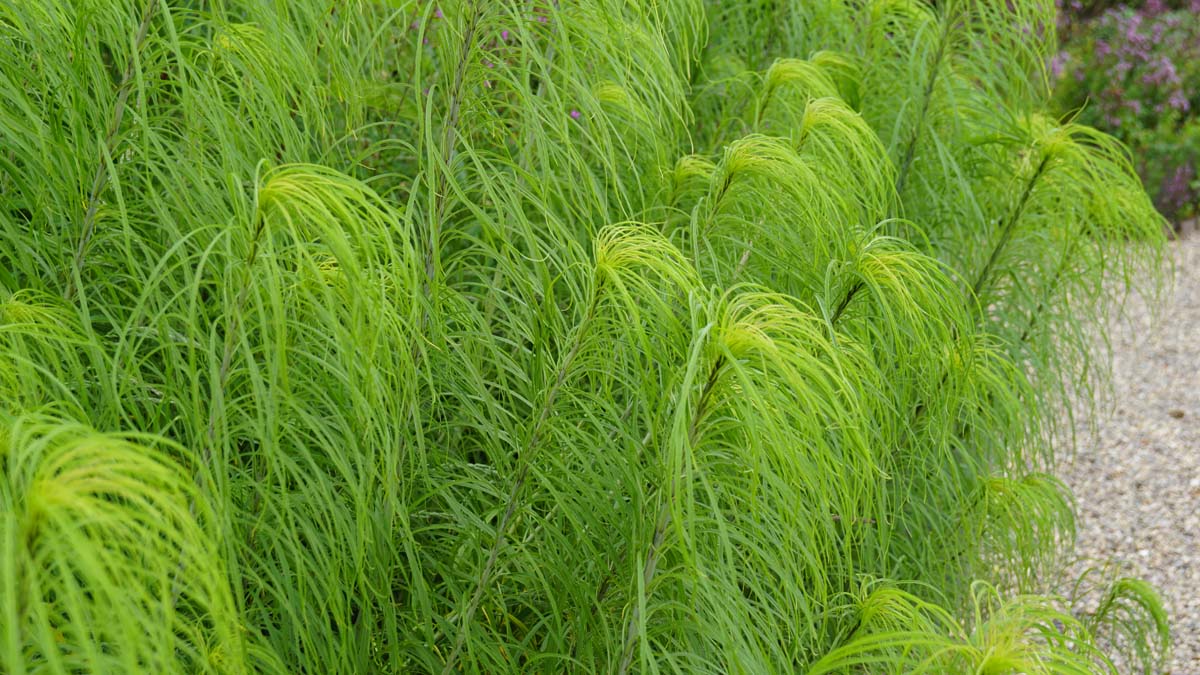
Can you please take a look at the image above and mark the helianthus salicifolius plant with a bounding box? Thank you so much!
[0,0,1171,672]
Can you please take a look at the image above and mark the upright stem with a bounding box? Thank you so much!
[172,205,267,606]
[617,354,725,675]
[699,170,737,240]
[424,1,484,293]
[971,153,1051,299]
[831,280,865,326]
[611,270,879,669]
[1018,233,1078,345]
[201,210,268,470]
[902,152,1053,445]
[441,294,599,674]
[410,2,485,370]
[894,14,953,199]
[65,0,159,300]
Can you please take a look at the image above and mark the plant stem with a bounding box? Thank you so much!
[410,1,485,368]
[617,354,725,675]
[893,13,952,199]
[614,271,872,670]
[971,153,1051,299]
[172,206,267,607]
[201,210,268,469]
[441,293,599,674]
[424,0,484,294]
[65,0,159,301]
[896,150,1055,434]
[1018,233,1078,345]
[831,280,865,325]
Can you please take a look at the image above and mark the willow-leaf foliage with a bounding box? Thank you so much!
[0,0,1171,672]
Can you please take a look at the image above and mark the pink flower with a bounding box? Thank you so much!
[501,30,510,41]
[569,109,581,120]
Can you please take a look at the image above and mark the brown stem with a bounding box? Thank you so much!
[612,301,882,669]
[890,148,1053,434]
[732,239,754,282]
[409,1,487,385]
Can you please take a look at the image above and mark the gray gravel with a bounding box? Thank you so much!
[1062,235,1200,674]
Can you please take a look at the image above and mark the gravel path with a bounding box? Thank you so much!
[1062,235,1200,674]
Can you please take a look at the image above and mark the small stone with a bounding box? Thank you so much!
[1169,409,1186,419]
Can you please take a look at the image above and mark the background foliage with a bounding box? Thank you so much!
[1053,0,1200,222]
[0,0,1172,672]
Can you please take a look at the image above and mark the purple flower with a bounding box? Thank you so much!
[569,109,581,120]
[1050,51,1069,80]
[501,29,510,41]
[1157,161,1196,218]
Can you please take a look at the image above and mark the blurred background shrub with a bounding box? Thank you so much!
[1053,0,1200,225]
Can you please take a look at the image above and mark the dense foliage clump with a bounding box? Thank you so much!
[0,1,1172,672]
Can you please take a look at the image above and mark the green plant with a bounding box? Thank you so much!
[0,0,1171,673]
